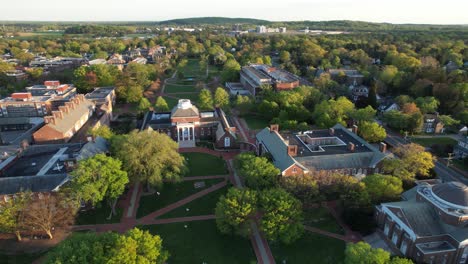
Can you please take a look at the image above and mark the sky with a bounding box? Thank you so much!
[2,0,467,24]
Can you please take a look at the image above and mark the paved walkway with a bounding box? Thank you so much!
[182,175,228,181]
[227,160,275,264]
[304,226,357,243]
[324,201,363,243]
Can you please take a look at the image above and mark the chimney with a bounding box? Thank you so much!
[78,94,85,102]
[287,145,298,157]
[270,124,279,133]
[329,128,335,136]
[348,142,355,152]
[52,110,63,120]
[65,101,75,110]
[44,116,56,125]
[72,98,80,105]
[59,105,69,114]
[352,125,358,134]
[379,142,387,153]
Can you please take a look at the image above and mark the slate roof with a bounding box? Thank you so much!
[256,127,299,172]
[41,99,94,134]
[432,182,468,208]
[256,123,387,173]
[0,174,68,195]
[171,100,199,118]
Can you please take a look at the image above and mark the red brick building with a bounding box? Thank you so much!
[33,95,95,144]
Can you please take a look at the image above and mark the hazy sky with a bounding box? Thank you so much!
[2,0,467,24]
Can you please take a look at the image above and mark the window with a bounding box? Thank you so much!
[224,137,231,147]
[201,129,204,136]
[292,167,298,174]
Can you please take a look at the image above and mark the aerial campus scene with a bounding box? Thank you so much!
[0,0,467,263]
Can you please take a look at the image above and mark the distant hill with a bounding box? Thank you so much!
[157,17,271,25]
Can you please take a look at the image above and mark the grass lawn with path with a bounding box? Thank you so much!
[141,220,256,264]
[243,116,270,130]
[0,252,45,264]
[165,83,198,93]
[303,207,344,234]
[75,204,123,225]
[162,96,179,109]
[136,178,224,218]
[182,152,229,176]
[270,232,345,264]
[158,185,230,219]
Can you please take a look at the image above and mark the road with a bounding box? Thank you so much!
[384,130,468,185]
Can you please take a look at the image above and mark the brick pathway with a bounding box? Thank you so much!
[304,226,358,243]
[324,201,363,243]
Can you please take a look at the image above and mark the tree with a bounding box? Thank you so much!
[155,96,169,112]
[236,153,280,189]
[359,121,387,143]
[89,126,114,140]
[362,174,403,204]
[439,115,460,127]
[234,95,254,116]
[214,87,230,110]
[221,59,241,83]
[114,130,186,188]
[108,228,168,264]
[137,97,152,113]
[25,67,43,80]
[198,88,214,110]
[23,193,77,239]
[44,228,168,264]
[350,106,376,124]
[415,97,439,114]
[383,143,435,181]
[280,174,321,205]
[215,188,257,237]
[312,97,355,128]
[345,242,390,264]
[389,257,414,264]
[0,192,31,241]
[259,188,304,244]
[70,154,129,219]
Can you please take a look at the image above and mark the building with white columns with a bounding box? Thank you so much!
[141,99,237,148]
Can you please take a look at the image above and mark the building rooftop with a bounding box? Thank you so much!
[0,137,108,195]
[171,99,199,118]
[256,123,387,172]
[85,87,115,100]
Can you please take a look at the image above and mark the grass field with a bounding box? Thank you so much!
[243,116,270,130]
[303,207,344,234]
[136,178,224,218]
[141,220,256,264]
[158,185,229,219]
[165,83,198,93]
[162,96,179,109]
[411,137,457,147]
[75,204,123,225]
[0,252,45,264]
[182,152,229,176]
[270,232,346,264]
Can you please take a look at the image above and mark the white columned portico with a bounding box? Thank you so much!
[176,123,195,142]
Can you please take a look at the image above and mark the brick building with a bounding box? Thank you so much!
[33,95,95,144]
[141,99,237,148]
[255,124,388,177]
[240,64,301,98]
[375,181,468,264]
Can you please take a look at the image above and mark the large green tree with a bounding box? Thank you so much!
[259,188,304,244]
[345,242,391,264]
[214,87,230,110]
[155,96,169,112]
[362,174,403,204]
[0,192,31,241]
[312,97,355,128]
[70,154,129,218]
[236,153,280,190]
[358,121,387,143]
[114,130,186,188]
[215,188,257,237]
[198,88,214,110]
[44,228,168,264]
[382,143,435,181]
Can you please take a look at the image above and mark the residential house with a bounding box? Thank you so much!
[454,137,468,159]
[255,124,388,177]
[33,95,95,144]
[375,181,468,264]
[423,113,445,134]
[141,99,237,149]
